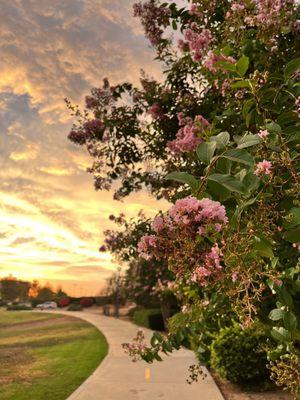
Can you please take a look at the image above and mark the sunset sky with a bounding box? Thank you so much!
[0,0,167,295]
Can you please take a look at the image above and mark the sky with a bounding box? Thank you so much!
[0,0,167,296]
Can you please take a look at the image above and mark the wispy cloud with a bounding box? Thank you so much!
[0,0,166,294]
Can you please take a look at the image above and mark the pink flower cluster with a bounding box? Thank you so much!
[179,26,213,61]
[293,243,300,252]
[258,129,269,139]
[85,78,115,110]
[133,1,170,46]
[225,1,245,19]
[138,196,228,286]
[68,119,105,145]
[148,103,164,119]
[226,0,295,36]
[189,3,203,18]
[167,113,210,154]
[203,50,236,74]
[247,0,294,29]
[254,160,272,176]
[191,243,223,286]
[122,329,147,362]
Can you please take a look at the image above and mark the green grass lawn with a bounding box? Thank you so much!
[0,309,108,400]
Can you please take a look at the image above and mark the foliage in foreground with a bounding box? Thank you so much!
[68,0,300,394]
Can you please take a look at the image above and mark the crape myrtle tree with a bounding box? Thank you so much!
[100,212,177,327]
[68,0,300,394]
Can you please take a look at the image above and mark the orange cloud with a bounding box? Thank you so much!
[40,166,75,176]
[9,143,39,161]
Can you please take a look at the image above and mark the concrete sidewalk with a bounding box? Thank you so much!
[59,310,224,400]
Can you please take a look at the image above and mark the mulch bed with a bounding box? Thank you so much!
[211,371,293,400]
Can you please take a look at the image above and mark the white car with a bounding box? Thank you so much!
[36,301,57,310]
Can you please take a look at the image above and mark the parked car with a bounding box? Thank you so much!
[36,301,57,310]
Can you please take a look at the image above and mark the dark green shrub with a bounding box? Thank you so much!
[210,324,269,384]
[94,296,112,306]
[0,299,7,307]
[128,305,143,318]
[7,304,33,311]
[133,308,164,331]
[68,303,83,311]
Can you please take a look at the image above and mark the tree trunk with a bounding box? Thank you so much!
[160,297,171,331]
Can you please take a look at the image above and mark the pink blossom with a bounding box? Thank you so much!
[68,129,89,145]
[178,39,189,52]
[221,79,232,97]
[258,129,269,139]
[183,27,213,62]
[137,234,158,260]
[293,243,300,252]
[196,198,228,225]
[232,0,295,38]
[203,50,236,74]
[167,114,210,154]
[83,119,105,136]
[232,272,239,282]
[192,267,211,284]
[138,197,227,287]
[198,226,205,235]
[214,223,222,232]
[151,216,164,233]
[254,160,273,176]
[189,4,202,18]
[148,103,164,119]
[133,1,170,46]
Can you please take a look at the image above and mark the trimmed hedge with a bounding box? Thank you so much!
[210,324,269,384]
[132,308,164,331]
[7,304,33,311]
[68,303,83,311]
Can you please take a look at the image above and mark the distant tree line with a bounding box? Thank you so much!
[0,276,67,305]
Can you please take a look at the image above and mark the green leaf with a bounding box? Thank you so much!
[231,80,251,89]
[284,58,300,79]
[235,134,261,149]
[210,131,230,150]
[283,312,297,331]
[221,45,232,57]
[266,122,282,134]
[196,142,216,165]
[269,308,285,321]
[283,228,300,243]
[197,345,207,354]
[216,157,231,174]
[253,236,274,258]
[153,353,163,361]
[242,172,260,194]
[165,172,199,192]
[242,99,256,127]
[207,180,231,201]
[271,327,291,342]
[216,60,236,72]
[207,174,245,194]
[236,55,249,76]
[276,285,294,309]
[283,207,300,229]
[221,149,254,166]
